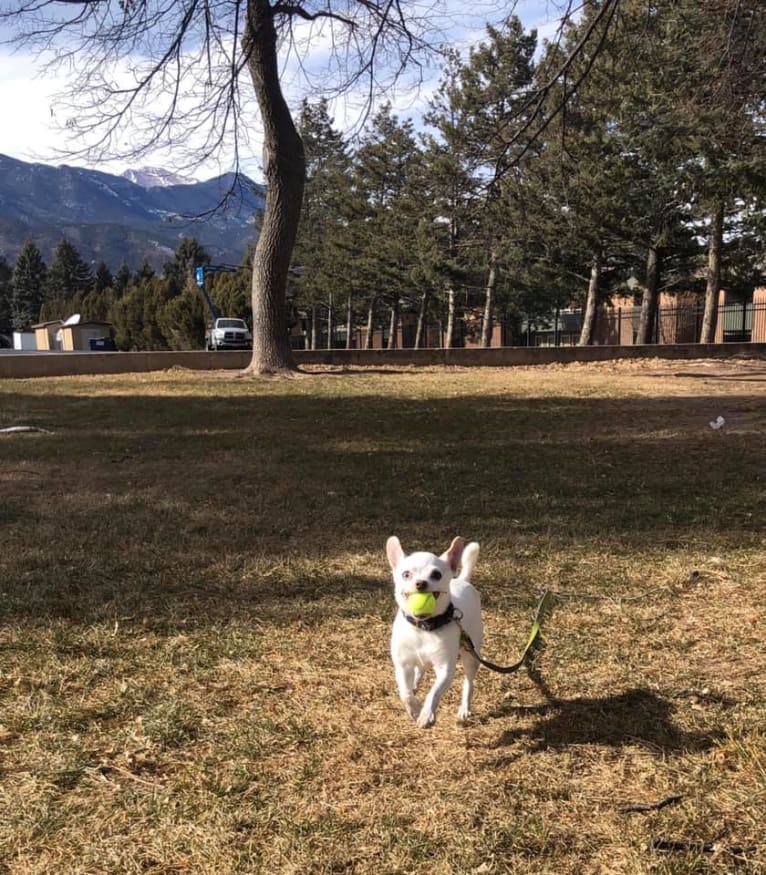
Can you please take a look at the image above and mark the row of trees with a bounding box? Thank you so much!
[2,3,764,352]
[289,2,766,349]
[0,237,252,351]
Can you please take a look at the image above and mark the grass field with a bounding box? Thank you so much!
[1,358,765,874]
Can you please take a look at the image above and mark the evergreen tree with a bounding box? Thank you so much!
[350,105,423,348]
[290,98,352,348]
[152,239,214,348]
[419,49,483,348]
[114,260,132,297]
[135,261,156,282]
[563,0,766,343]
[668,0,766,341]
[11,241,47,330]
[109,274,172,350]
[519,12,644,345]
[434,17,539,346]
[210,251,253,325]
[163,237,210,295]
[93,261,113,294]
[44,239,94,313]
[0,256,12,340]
[158,283,207,350]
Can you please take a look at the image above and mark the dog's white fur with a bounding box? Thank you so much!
[387,535,483,728]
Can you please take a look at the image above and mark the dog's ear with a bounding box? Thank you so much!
[386,536,404,570]
[441,536,465,573]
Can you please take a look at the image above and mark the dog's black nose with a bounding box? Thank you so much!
[415,579,429,592]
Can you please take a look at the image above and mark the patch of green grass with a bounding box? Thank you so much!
[0,361,765,873]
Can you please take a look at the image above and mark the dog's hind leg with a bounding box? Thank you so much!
[457,651,480,721]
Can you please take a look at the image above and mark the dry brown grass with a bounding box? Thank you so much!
[1,358,765,874]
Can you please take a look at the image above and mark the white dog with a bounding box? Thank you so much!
[387,535,483,728]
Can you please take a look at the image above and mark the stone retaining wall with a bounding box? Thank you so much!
[1,343,764,379]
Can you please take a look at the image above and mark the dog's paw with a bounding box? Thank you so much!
[405,698,421,721]
[416,708,436,729]
[457,706,471,722]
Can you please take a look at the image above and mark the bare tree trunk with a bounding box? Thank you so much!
[635,245,662,345]
[244,0,304,374]
[414,292,428,349]
[310,305,317,351]
[700,203,724,344]
[445,289,455,349]
[387,301,399,350]
[481,252,497,347]
[326,292,333,349]
[345,295,353,349]
[578,252,602,346]
[365,298,375,349]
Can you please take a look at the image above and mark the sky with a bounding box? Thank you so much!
[0,1,565,184]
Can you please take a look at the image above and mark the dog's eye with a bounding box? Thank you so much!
[430,570,442,581]
[402,570,412,581]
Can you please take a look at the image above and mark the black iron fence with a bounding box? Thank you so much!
[520,301,766,347]
[291,301,766,350]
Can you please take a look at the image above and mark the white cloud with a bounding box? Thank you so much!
[0,53,67,164]
[0,0,566,182]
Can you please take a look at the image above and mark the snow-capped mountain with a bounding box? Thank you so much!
[121,166,198,189]
[0,154,265,269]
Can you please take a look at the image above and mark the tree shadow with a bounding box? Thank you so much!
[1,386,764,625]
[487,687,722,760]
[663,367,766,383]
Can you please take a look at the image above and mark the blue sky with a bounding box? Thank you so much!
[0,1,563,182]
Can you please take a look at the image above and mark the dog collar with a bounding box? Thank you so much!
[403,601,456,632]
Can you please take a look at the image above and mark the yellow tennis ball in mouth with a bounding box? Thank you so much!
[407,591,437,617]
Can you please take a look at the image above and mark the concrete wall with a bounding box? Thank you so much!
[1,343,765,379]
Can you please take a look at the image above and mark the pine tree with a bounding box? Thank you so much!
[158,283,207,350]
[163,238,210,295]
[93,262,113,293]
[109,274,172,350]
[419,49,482,348]
[11,241,47,330]
[429,17,539,346]
[114,261,132,297]
[45,239,94,307]
[350,105,422,349]
[135,261,156,282]
[671,1,766,341]
[0,256,12,340]
[210,252,253,325]
[290,98,352,349]
[570,0,766,343]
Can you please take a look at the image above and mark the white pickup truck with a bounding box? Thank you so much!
[205,317,253,351]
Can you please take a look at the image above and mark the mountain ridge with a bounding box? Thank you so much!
[0,154,265,270]
[121,167,198,188]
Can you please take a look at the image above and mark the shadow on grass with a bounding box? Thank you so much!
[660,368,766,383]
[488,687,721,757]
[1,386,764,624]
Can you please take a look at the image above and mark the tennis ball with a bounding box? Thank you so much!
[407,591,437,617]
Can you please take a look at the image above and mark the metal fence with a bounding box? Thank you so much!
[519,301,766,347]
[291,301,766,350]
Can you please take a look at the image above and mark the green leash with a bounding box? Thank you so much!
[459,590,553,674]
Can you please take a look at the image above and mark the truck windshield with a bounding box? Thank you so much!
[218,319,247,329]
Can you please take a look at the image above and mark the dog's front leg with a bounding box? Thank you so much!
[417,664,455,728]
[394,663,421,721]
